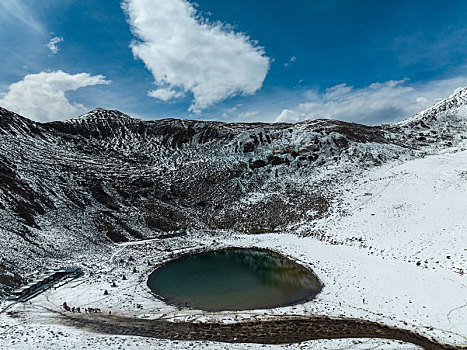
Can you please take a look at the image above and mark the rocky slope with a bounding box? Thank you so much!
[0,87,466,296]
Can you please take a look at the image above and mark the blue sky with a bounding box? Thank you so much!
[0,0,466,123]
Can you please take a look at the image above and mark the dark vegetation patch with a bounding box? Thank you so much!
[0,262,23,292]
[0,165,53,229]
[120,222,145,240]
[14,201,39,228]
[0,155,16,177]
[143,203,189,232]
[64,314,459,350]
[213,192,329,233]
[62,187,88,208]
[267,155,289,166]
[89,182,120,210]
[316,120,388,144]
[14,226,43,250]
[94,214,129,243]
[249,159,267,169]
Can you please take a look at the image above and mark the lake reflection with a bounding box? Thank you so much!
[147,248,322,311]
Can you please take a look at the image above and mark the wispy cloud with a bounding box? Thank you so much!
[284,56,296,68]
[275,77,467,124]
[237,110,259,121]
[221,105,239,119]
[46,36,63,54]
[0,71,110,122]
[0,0,44,33]
[122,0,270,113]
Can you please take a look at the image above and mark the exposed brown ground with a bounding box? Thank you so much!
[63,313,466,350]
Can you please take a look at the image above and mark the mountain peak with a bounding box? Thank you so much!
[453,85,467,97]
[69,108,138,123]
[0,106,39,136]
[89,107,107,113]
[397,85,467,127]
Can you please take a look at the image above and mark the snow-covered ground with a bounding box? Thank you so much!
[0,147,466,349]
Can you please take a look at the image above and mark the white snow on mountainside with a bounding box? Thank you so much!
[398,86,467,127]
[0,88,466,349]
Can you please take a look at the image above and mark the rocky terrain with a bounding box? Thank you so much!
[0,87,466,350]
[0,87,466,297]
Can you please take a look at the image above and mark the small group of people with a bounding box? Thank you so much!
[85,307,102,313]
[62,302,101,314]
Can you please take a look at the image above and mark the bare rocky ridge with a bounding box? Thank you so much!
[0,87,466,296]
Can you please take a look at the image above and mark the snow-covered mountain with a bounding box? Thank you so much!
[0,87,466,296]
[388,86,467,147]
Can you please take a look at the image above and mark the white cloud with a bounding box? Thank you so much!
[122,0,270,112]
[275,109,300,123]
[148,87,184,101]
[275,77,467,124]
[47,36,63,54]
[0,70,110,122]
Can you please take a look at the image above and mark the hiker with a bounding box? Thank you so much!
[72,307,75,313]
[77,307,80,313]
[63,302,67,310]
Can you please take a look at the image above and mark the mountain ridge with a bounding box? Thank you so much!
[0,88,466,296]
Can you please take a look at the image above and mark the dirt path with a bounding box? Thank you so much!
[62,313,465,350]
